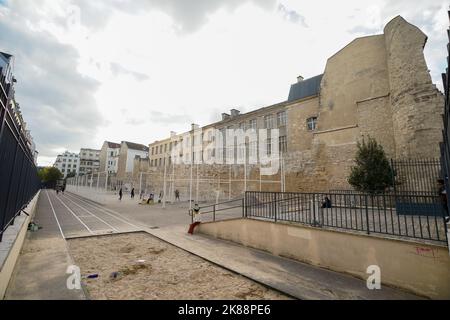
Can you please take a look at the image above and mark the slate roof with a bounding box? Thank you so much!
[288,74,323,103]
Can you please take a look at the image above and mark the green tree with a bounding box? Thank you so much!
[38,167,63,184]
[348,136,394,193]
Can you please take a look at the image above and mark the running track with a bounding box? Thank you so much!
[41,189,143,239]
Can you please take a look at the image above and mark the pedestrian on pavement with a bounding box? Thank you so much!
[175,189,180,202]
[193,203,201,222]
[131,188,135,199]
[119,188,123,201]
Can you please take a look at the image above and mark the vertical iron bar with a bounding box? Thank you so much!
[365,194,370,235]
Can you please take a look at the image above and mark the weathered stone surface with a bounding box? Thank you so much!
[134,16,444,197]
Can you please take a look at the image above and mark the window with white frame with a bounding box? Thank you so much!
[277,111,287,127]
[264,115,275,129]
[307,117,318,131]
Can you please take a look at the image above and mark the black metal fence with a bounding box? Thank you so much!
[0,60,41,242]
[245,191,449,244]
[191,198,245,224]
[441,11,450,211]
[391,158,442,194]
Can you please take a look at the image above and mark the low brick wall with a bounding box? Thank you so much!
[197,218,450,299]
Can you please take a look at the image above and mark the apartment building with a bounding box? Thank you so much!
[116,141,149,181]
[53,151,79,178]
[78,148,100,176]
[99,141,121,174]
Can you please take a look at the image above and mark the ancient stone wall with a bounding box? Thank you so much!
[384,16,444,159]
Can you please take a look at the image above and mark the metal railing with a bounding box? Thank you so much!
[0,58,40,242]
[245,191,449,244]
[441,11,450,215]
[190,198,245,224]
[391,158,442,194]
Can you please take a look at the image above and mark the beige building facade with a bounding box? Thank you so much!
[136,16,443,199]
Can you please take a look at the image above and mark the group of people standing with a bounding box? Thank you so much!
[118,187,182,203]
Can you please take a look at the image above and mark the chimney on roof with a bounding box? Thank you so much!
[222,113,230,121]
[297,75,304,83]
[191,123,199,131]
[170,131,177,138]
[230,109,241,118]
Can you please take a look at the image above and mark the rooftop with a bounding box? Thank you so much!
[123,141,149,152]
[287,74,323,103]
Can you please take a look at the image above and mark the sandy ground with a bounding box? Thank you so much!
[67,232,290,300]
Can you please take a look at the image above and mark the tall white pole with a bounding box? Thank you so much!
[163,155,167,209]
[259,163,262,192]
[229,165,232,201]
[171,161,175,202]
[244,148,247,193]
[96,172,100,191]
[189,139,193,210]
[280,153,283,192]
[105,172,109,192]
[139,172,143,198]
[196,163,199,203]
[283,153,286,192]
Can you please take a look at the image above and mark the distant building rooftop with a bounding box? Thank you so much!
[287,74,323,103]
[123,141,149,152]
[107,142,121,149]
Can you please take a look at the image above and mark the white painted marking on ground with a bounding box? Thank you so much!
[45,190,66,239]
[65,193,143,230]
[61,195,120,232]
[52,194,94,235]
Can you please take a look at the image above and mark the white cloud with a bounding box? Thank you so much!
[0,0,447,166]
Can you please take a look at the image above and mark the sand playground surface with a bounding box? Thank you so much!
[68,232,290,300]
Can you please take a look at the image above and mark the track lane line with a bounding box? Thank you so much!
[45,190,66,239]
[65,193,143,230]
[52,193,94,235]
[61,194,120,232]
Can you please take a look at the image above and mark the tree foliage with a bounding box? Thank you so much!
[348,136,394,193]
[38,167,62,184]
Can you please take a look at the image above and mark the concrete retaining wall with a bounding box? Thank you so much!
[0,191,40,299]
[197,218,450,299]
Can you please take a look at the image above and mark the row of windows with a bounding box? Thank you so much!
[149,114,317,161]
[61,169,76,174]
[151,141,178,156]
[80,161,97,166]
[81,152,99,157]
[61,164,77,169]
[150,136,288,167]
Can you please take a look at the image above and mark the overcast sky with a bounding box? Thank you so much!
[0,0,448,166]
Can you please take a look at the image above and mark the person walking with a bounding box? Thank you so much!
[131,188,135,199]
[175,189,180,202]
[119,188,123,201]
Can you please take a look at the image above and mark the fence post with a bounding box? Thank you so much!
[365,194,370,235]
[273,193,278,222]
[312,194,316,226]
